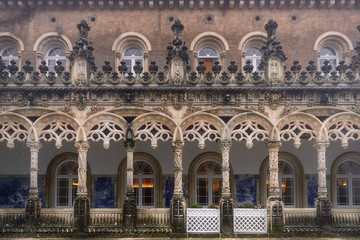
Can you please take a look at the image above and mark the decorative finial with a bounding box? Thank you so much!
[171,19,184,48]
[77,20,90,40]
[265,19,278,40]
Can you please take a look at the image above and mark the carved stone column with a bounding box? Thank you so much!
[73,141,90,233]
[314,141,332,228]
[123,139,137,232]
[265,140,283,232]
[170,140,186,235]
[219,139,233,235]
[25,141,42,228]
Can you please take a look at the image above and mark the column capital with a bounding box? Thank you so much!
[219,139,232,151]
[172,140,184,151]
[314,141,329,151]
[125,140,136,151]
[75,140,90,151]
[265,140,282,151]
[26,141,42,150]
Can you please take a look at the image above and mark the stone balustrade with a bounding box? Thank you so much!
[283,208,317,226]
[90,208,123,226]
[137,208,171,227]
[39,208,73,226]
[332,209,360,226]
[0,209,25,227]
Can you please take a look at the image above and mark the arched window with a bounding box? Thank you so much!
[47,48,66,73]
[245,47,262,72]
[55,160,78,208]
[319,47,338,72]
[336,161,360,207]
[266,161,295,207]
[198,47,219,75]
[260,153,304,208]
[314,32,354,70]
[133,161,155,208]
[1,47,19,66]
[196,161,222,206]
[123,47,143,75]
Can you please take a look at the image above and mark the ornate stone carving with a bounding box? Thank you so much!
[231,120,269,149]
[0,121,28,149]
[265,92,282,110]
[281,101,298,117]
[58,101,74,117]
[184,100,201,117]
[219,140,232,197]
[87,101,104,117]
[135,121,172,149]
[71,92,90,110]
[350,101,360,114]
[75,141,90,195]
[154,95,172,117]
[172,140,184,195]
[171,93,184,110]
[251,101,269,117]
[184,120,221,149]
[266,141,282,198]
[314,142,329,198]
[26,141,42,199]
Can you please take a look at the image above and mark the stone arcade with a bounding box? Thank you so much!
[0,1,360,238]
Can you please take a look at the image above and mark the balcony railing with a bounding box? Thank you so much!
[0,209,25,227]
[332,209,360,226]
[137,208,170,227]
[90,208,123,226]
[39,208,73,227]
[186,208,220,233]
[234,208,267,233]
[283,208,316,226]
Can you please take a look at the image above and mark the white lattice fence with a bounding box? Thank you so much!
[234,208,267,233]
[187,208,220,233]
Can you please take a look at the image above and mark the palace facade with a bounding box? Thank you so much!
[0,0,360,237]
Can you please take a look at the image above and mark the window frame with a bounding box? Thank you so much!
[122,47,144,75]
[244,47,262,73]
[197,47,219,75]
[195,160,222,207]
[54,160,78,208]
[46,47,67,74]
[0,47,19,67]
[132,160,155,208]
[331,153,360,208]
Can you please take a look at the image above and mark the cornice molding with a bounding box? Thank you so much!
[0,0,358,10]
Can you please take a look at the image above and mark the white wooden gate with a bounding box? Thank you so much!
[186,208,220,233]
[233,208,267,233]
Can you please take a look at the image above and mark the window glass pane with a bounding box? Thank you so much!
[124,48,142,57]
[337,178,349,205]
[212,178,221,205]
[49,48,66,57]
[282,178,294,205]
[142,178,154,206]
[320,47,336,56]
[57,161,78,175]
[72,178,78,205]
[134,161,154,175]
[245,47,261,57]
[2,48,18,57]
[124,59,132,74]
[133,178,139,205]
[197,178,208,205]
[57,178,69,206]
[337,161,360,174]
[199,47,218,57]
[197,161,221,174]
[353,178,360,205]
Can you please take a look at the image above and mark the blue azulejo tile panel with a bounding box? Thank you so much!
[165,177,174,208]
[307,176,318,208]
[164,177,186,208]
[94,177,114,208]
[236,176,257,205]
[0,177,29,208]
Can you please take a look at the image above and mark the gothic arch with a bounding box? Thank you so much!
[117,152,162,208]
[112,32,152,72]
[34,112,80,149]
[187,152,234,206]
[45,152,92,208]
[33,32,73,70]
[238,31,267,69]
[330,152,360,207]
[259,152,305,208]
[0,32,24,69]
[82,112,127,149]
[0,112,34,148]
[314,31,354,65]
[132,112,176,149]
[227,112,274,149]
[324,112,360,148]
[276,112,324,148]
[180,112,225,149]
[189,32,230,70]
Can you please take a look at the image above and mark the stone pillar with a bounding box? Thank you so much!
[219,139,233,235]
[123,140,137,232]
[314,141,332,228]
[170,140,186,235]
[25,141,42,228]
[265,140,283,232]
[73,141,90,233]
